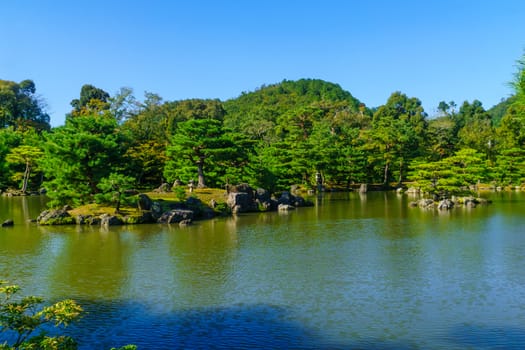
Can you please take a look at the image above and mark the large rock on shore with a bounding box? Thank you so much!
[255,188,276,211]
[227,184,259,213]
[157,209,194,224]
[37,207,76,225]
[100,214,124,226]
[228,192,258,213]
[409,199,435,209]
[277,191,308,207]
[137,193,153,211]
[438,199,454,210]
[227,184,311,214]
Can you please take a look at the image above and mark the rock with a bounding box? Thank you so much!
[277,191,293,205]
[185,197,202,207]
[151,201,164,219]
[179,219,192,227]
[157,209,194,224]
[278,204,295,211]
[465,200,477,208]
[255,188,275,211]
[438,199,454,210]
[37,208,75,225]
[75,215,89,225]
[123,212,155,224]
[277,191,310,207]
[75,214,105,225]
[405,187,420,195]
[227,192,257,213]
[87,216,101,225]
[292,195,306,207]
[417,199,435,209]
[100,214,123,226]
[200,207,216,219]
[137,193,153,211]
[227,185,259,213]
[256,188,271,203]
[1,219,14,227]
[227,184,310,214]
[230,183,254,194]
[153,183,171,193]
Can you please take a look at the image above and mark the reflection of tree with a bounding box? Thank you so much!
[48,227,133,300]
[166,220,239,307]
[19,195,29,221]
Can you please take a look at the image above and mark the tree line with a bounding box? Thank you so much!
[1,55,524,207]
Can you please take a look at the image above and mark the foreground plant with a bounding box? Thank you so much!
[0,281,136,350]
[0,281,82,349]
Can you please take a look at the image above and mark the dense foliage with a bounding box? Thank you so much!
[1,55,525,203]
[0,281,136,350]
[0,281,82,349]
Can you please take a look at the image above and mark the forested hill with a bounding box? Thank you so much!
[223,79,368,133]
[488,96,516,126]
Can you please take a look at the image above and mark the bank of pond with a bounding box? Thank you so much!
[0,182,508,228]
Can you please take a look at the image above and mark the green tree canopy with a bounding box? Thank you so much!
[40,114,126,207]
[409,148,488,196]
[0,79,50,131]
[0,128,22,190]
[70,84,111,117]
[164,117,234,188]
[6,145,44,193]
[367,92,428,185]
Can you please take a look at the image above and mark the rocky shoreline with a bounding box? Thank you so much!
[0,183,507,227]
[35,184,313,227]
[409,196,491,210]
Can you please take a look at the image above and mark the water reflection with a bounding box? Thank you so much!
[1,192,525,349]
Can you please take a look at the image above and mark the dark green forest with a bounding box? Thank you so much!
[1,55,525,207]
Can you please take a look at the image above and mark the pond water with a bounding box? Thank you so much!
[1,192,525,349]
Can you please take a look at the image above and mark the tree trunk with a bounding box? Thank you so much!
[22,162,31,193]
[383,161,390,187]
[115,191,121,214]
[398,160,404,186]
[197,159,206,188]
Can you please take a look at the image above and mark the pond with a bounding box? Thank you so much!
[1,191,525,349]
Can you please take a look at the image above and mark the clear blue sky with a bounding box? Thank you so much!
[2,0,525,126]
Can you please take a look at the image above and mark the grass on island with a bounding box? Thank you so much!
[69,187,229,217]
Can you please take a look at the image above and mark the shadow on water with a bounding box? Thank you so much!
[61,300,525,350]
[65,300,420,350]
[447,324,525,350]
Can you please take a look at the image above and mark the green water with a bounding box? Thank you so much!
[1,192,524,349]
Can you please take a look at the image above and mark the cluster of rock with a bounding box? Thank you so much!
[409,196,491,210]
[35,184,312,226]
[36,194,211,227]
[226,184,312,214]
[1,189,46,197]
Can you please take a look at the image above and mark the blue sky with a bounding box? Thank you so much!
[2,0,525,126]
